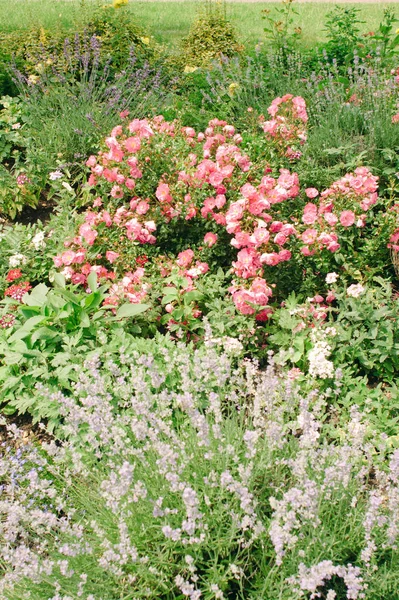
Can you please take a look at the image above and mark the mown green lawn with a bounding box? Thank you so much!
[1,0,397,47]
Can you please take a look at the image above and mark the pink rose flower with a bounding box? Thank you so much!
[106,251,119,264]
[339,210,356,227]
[305,187,319,199]
[204,232,218,247]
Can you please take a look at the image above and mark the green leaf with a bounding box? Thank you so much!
[184,291,203,304]
[116,303,150,319]
[162,286,178,299]
[20,315,47,332]
[53,273,66,288]
[87,271,98,293]
[22,283,49,307]
[31,327,60,344]
[79,312,91,328]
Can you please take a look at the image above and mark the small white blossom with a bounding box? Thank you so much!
[347,283,365,298]
[325,272,338,284]
[49,170,63,181]
[9,253,27,267]
[324,327,337,337]
[308,341,334,379]
[31,231,46,250]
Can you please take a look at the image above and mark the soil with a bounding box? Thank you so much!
[0,413,53,447]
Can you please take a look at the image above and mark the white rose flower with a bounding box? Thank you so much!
[347,283,365,298]
[325,272,338,284]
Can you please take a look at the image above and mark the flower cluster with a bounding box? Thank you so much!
[50,105,381,328]
[0,348,397,599]
[299,167,378,257]
[260,94,308,160]
[0,313,16,329]
[4,280,32,302]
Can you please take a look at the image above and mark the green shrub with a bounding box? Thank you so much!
[0,274,149,428]
[180,7,243,69]
[0,5,155,96]
[83,4,156,69]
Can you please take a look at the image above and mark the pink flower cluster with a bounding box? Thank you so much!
[229,277,273,320]
[261,94,308,160]
[103,267,149,307]
[52,104,381,324]
[299,167,378,256]
[387,203,399,252]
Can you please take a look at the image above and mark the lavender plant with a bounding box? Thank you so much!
[10,34,170,188]
[0,345,398,599]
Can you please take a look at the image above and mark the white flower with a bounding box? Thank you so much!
[325,272,338,284]
[61,267,73,280]
[204,336,243,356]
[9,253,27,267]
[324,326,337,337]
[49,170,63,181]
[347,283,365,298]
[308,341,334,379]
[11,122,21,130]
[31,231,46,250]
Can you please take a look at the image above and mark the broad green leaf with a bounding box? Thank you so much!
[31,327,60,344]
[162,287,178,299]
[53,273,66,288]
[22,284,49,307]
[87,271,98,293]
[116,303,150,319]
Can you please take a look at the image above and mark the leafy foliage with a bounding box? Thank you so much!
[181,8,243,69]
[0,275,148,427]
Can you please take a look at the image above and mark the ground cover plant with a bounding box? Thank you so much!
[1,0,399,598]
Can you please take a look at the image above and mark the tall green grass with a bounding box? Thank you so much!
[0,0,397,47]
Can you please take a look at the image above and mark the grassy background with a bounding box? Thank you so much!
[0,0,397,47]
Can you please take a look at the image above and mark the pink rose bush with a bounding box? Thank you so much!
[260,94,308,160]
[50,98,383,332]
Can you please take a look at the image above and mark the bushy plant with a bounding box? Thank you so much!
[82,2,156,69]
[3,39,170,216]
[0,4,155,87]
[43,100,396,345]
[0,95,42,217]
[180,4,243,69]
[262,0,302,59]
[323,6,365,66]
[0,273,149,427]
[0,356,398,599]
[268,278,399,436]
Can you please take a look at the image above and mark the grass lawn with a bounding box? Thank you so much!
[0,0,397,47]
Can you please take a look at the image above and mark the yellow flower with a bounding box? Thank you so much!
[35,63,44,74]
[28,75,39,84]
[228,82,240,97]
[396,28,399,34]
[141,37,150,45]
[184,65,198,73]
[112,0,128,8]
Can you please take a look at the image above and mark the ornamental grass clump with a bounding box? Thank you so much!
[0,347,398,599]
